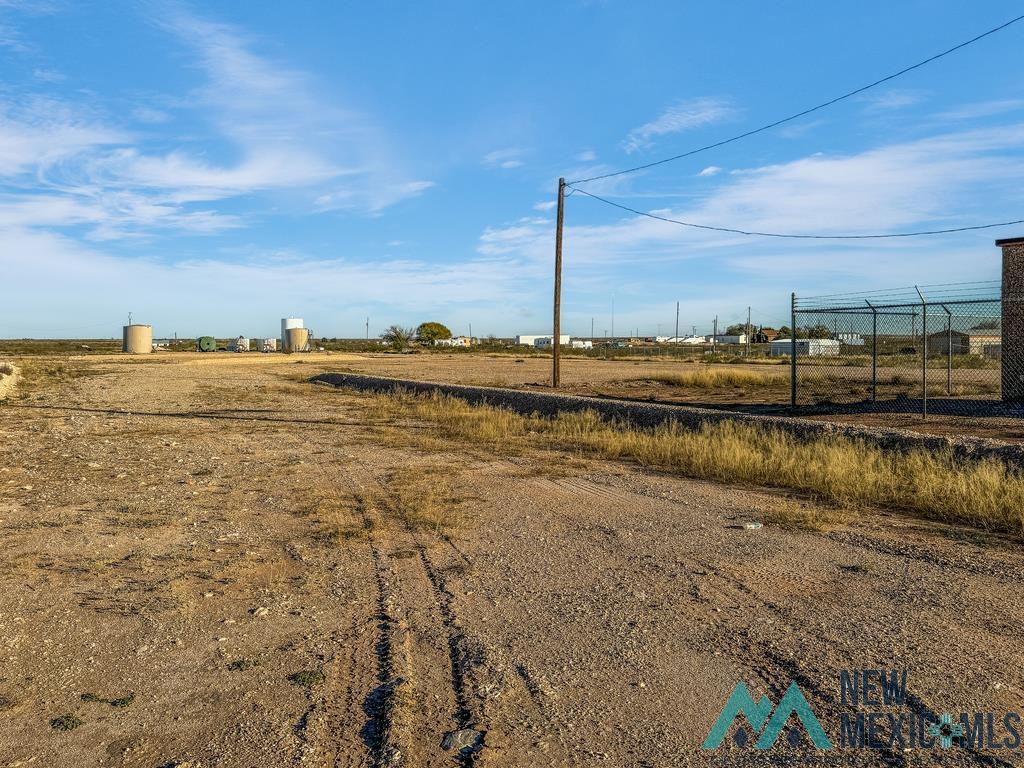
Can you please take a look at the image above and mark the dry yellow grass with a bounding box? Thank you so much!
[758,499,846,532]
[375,469,466,533]
[367,390,1024,536]
[0,361,20,400]
[640,369,784,388]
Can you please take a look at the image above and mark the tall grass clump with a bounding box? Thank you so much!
[367,390,1024,536]
[641,369,786,388]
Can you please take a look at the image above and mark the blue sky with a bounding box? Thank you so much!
[2,1,1024,339]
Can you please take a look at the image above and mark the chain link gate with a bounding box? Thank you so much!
[789,282,1006,417]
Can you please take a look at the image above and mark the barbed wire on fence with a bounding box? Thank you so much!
[791,281,1008,417]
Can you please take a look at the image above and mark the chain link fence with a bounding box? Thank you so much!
[790,282,1008,416]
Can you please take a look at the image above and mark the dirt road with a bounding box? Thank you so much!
[1,355,1022,767]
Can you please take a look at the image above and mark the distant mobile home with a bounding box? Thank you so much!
[435,336,473,347]
[533,335,571,348]
[770,338,841,356]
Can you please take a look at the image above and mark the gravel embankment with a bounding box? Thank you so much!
[311,372,1024,467]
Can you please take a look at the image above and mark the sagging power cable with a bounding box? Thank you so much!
[570,14,1024,185]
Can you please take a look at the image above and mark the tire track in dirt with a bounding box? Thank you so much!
[363,540,416,768]
[291,457,379,768]
[404,529,576,768]
[355,456,572,767]
[341,446,488,767]
[301,446,412,768]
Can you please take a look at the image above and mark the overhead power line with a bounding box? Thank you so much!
[569,14,1024,185]
[569,186,1024,239]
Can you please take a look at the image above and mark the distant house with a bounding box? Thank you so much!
[770,338,841,356]
[836,333,865,346]
[752,327,779,344]
[435,336,472,347]
[570,340,593,349]
[926,329,1001,356]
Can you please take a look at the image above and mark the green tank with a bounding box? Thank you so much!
[197,336,216,352]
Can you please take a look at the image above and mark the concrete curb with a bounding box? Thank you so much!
[310,372,1024,468]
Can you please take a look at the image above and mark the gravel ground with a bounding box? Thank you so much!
[1,354,1022,767]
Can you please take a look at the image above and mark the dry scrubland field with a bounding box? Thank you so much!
[1,351,1023,767]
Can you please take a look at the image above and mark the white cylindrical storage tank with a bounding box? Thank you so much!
[122,324,153,354]
[281,318,303,347]
[284,327,310,353]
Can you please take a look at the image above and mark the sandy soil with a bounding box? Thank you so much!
[1,354,1023,767]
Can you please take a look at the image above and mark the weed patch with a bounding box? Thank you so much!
[50,713,83,731]
[364,390,1024,536]
[289,670,325,687]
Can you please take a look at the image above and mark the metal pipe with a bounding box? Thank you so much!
[916,286,927,419]
[942,304,952,395]
[790,292,797,409]
[866,300,877,404]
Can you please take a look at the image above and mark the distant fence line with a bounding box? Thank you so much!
[312,372,1024,466]
[789,281,1010,417]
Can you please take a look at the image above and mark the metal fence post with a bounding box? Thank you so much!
[790,292,797,409]
[942,305,952,395]
[916,286,927,418]
[866,300,877,403]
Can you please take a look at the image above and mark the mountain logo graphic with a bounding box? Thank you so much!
[703,681,833,750]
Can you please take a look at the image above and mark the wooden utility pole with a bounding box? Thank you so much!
[746,306,751,356]
[552,177,565,387]
[675,301,680,342]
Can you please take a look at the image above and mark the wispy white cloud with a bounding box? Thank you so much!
[0,97,126,177]
[131,105,171,124]
[776,119,826,139]
[861,88,926,112]
[482,147,526,169]
[481,124,1024,283]
[623,97,737,154]
[936,99,1024,122]
[0,6,433,241]
[533,200,557,212]
[0,0,58,52]
[144,8,432,212]
[698,166,721,177]
[576,149,596,162]
[32,67,65,82]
